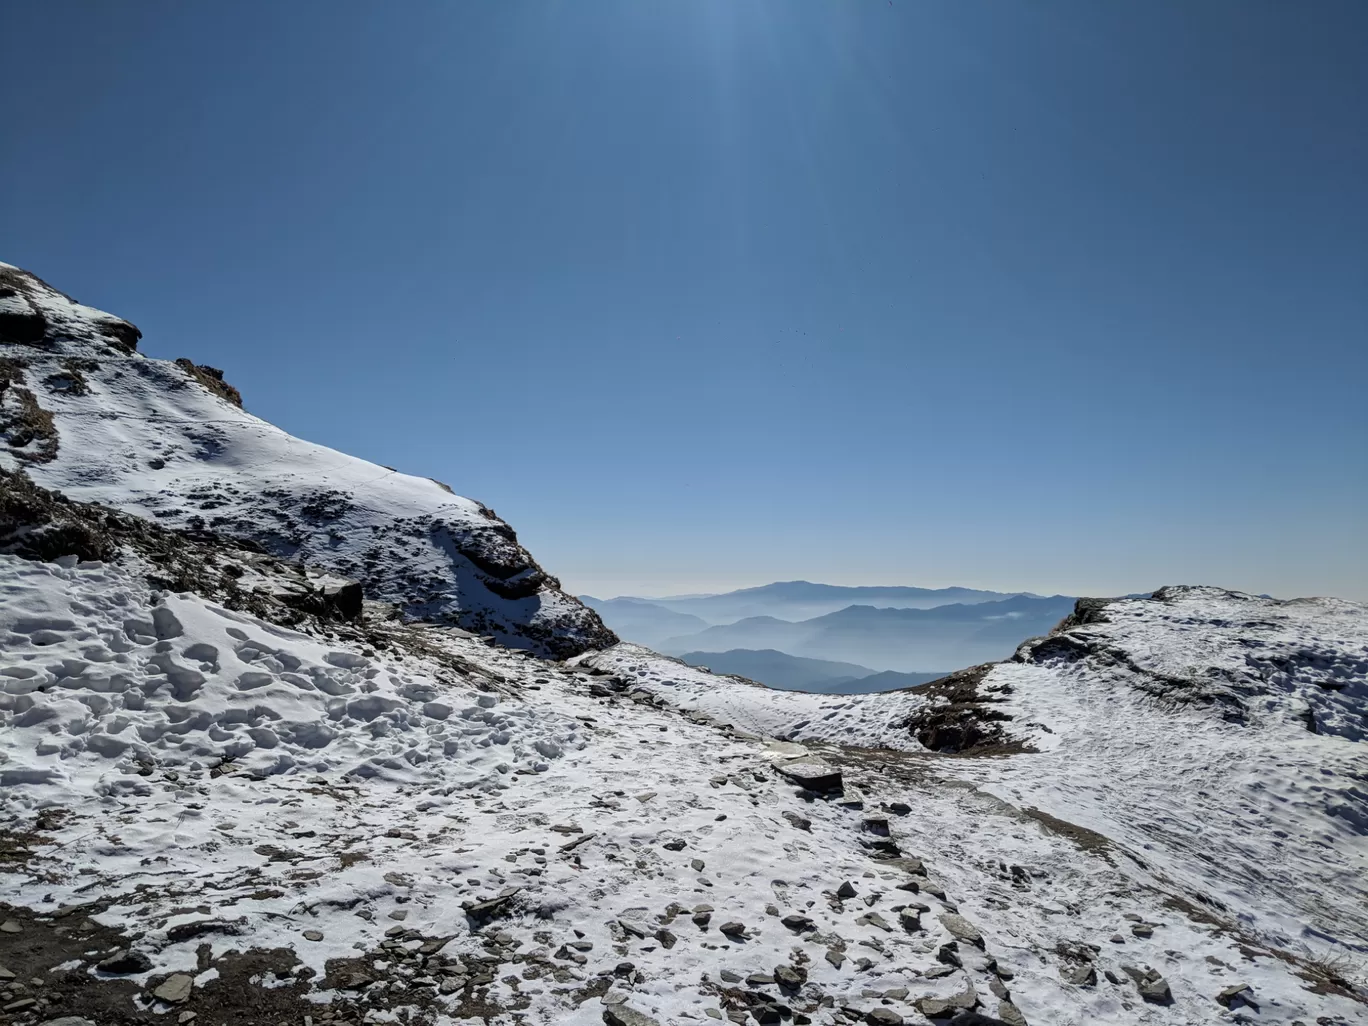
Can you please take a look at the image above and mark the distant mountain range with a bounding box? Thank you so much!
[581,584,1077,672]
[584,580,1035,626]
[679,649,945,695]
[574,596,710,648]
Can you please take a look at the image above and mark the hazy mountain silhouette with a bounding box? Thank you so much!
[679,649,945,695]
[615,580,1030,625]
[577,595,709,648]
[659,594,1077,671]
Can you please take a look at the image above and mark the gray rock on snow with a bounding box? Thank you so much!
[774,757,843,793]
[603,1006,662,1026]
[1060,963,1096,987]
[915,981,977,1018]
[938,913,984,947]
[151,974,194,1003]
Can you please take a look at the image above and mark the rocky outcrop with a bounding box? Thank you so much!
[174,358,243,407]
[0,260,617,659]
[0,264,140,353]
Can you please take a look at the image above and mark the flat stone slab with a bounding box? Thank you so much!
[774,757,843,792]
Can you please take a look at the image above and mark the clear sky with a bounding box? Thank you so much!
[3,2,1365,600]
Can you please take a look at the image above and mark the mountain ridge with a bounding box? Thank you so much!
[0,260,615,657]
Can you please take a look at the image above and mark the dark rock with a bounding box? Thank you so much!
[1060,963,1096,987]
[775,758,843,793]
[603,1006,662,1026]
[948,1013,1016,1026]
[781,915,815,932]
[462,891,519,923]
[151,974,194,1003]
[837,881,858,899]
[865,1011,904,1025]
[96,949,154,974]
[1216,983,1256,1010]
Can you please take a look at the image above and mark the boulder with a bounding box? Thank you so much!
[603,1006,662,1026]
[151,974,194,1004]
[96,949,153,974]
[938,913,983,947]
[775,757,842,793]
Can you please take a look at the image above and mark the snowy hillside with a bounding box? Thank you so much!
[0,262,613,657]
[0,263,1365,1026]
[2,547,1365,1026]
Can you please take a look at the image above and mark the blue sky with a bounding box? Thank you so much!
[3,1,1365,600]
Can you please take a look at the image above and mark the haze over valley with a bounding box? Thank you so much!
[581,584,1078,690]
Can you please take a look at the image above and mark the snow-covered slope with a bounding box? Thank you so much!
[1,263,1365,1026]
[3,553,1365,1026]
[0,262,613,657]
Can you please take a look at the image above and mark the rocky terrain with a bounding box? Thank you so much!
[0,263,614,658]
[1,263,1365,1026]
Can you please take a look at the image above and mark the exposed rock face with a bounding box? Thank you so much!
[0,264,141,353]
[174,358,243,407]
[0,260,616,658]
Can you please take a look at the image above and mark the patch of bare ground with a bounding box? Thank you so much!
[897,663,1034,755]
[1018,805,1114,857]
[0,384,58,462]
[174,358,243,408]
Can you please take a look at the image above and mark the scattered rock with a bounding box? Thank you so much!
[837,881,859,899]
[865,1010,904,1025]
[463,891,520,922]
[96,949,154,974]
[152,973,194,1004]
[915,982,977,1017]
[938,913,984,947]
[303,929,324,942]
[781,914,815,932]
[951,1012,1018,1026]
[603,1006,662,1026]
[719,922,747,939]
[1217,983,1257,1010]
[782,812,812,832]
[775,757,843,793]
[662,838,687,851]
[1122,966,1172,1004]
[1060,963,1096,987]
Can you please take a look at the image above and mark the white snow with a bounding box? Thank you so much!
[574,643,929,751]
[3,557,1365,1024]
[3,261,1366,1024]
[0,262,609,656]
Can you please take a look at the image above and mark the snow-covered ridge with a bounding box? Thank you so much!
[0,262,614,657]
